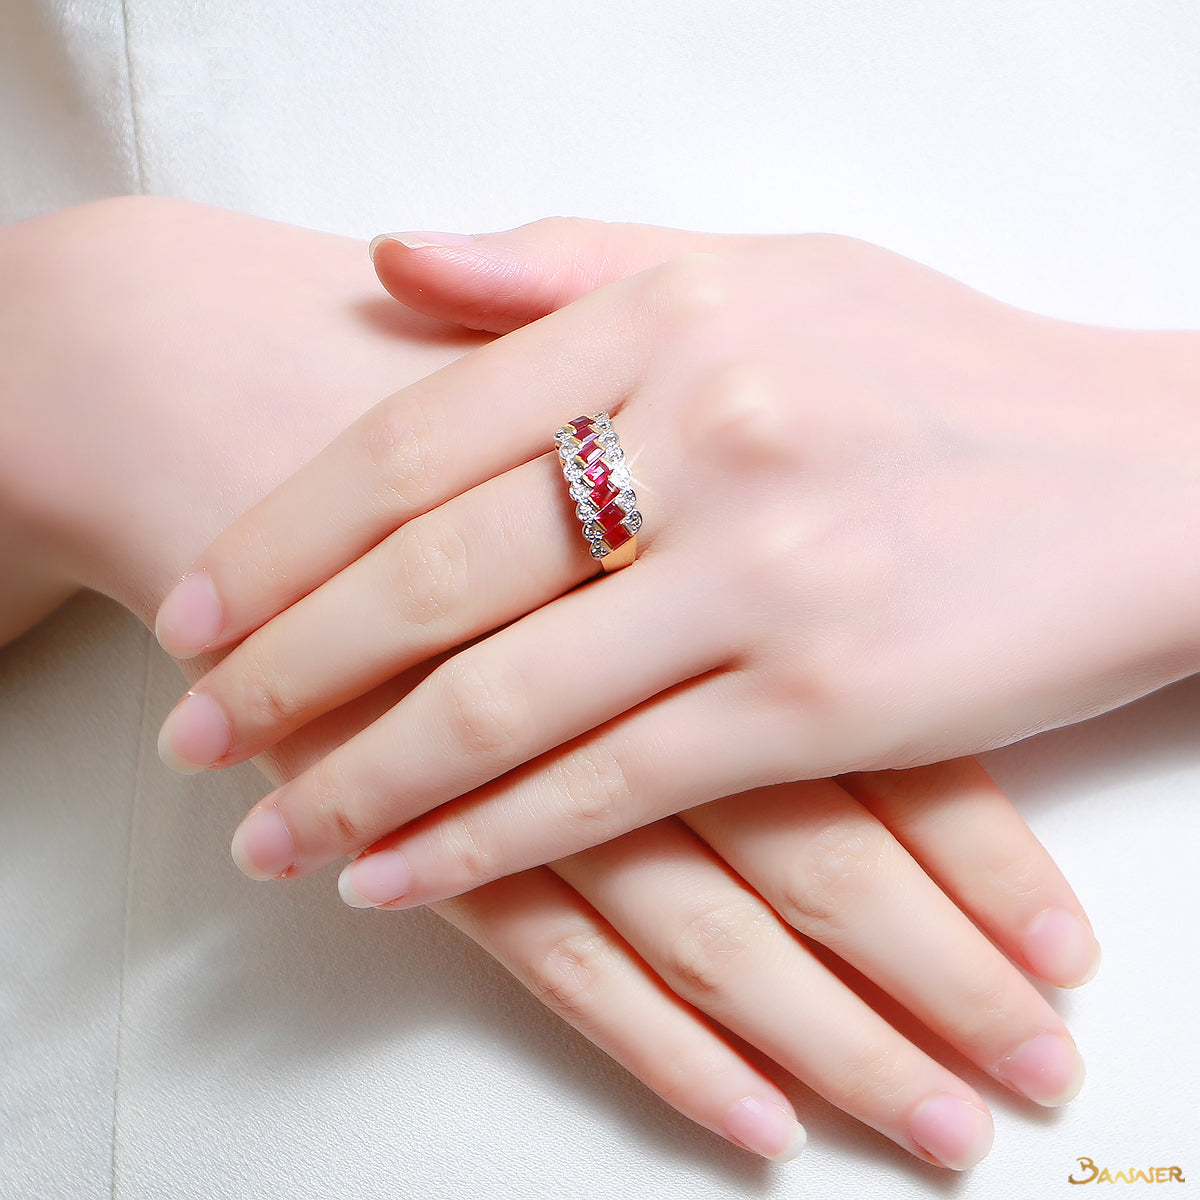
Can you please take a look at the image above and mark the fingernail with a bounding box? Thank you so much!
[156,570,223,658]
[909,1094,994,1171]
[1023,907,1102,988]
[999,1032,1086,1107]
[722,1097,806,1163]
[368,231,477,259]
[231,803,295,881]
[338,849,413,909]
[157,691,232,773]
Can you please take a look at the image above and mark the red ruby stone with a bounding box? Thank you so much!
[596,501,630,541]
[601,525,633,553]
[571,435,605,467]
[570,416,595,439]
[588,477,620,512]
[582,458,609,488]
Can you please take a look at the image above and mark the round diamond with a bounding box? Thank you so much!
[609,462,633,489]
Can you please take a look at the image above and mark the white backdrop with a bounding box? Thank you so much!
[1,2,1197,1197]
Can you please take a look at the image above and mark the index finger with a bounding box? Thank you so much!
[153,254,714,658]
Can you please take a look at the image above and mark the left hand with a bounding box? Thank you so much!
[153,219,1200,906]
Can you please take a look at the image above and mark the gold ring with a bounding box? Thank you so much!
[554,412,642,572]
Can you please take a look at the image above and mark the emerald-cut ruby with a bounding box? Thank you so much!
[571,435,605,467]
[582,458,609,488]
[596,502,630,540]
[588,477,620,511]
[601,525,633,553]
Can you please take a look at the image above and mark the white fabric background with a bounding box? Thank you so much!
[1,2,1197,1197]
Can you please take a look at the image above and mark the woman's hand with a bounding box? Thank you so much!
[154,220,1200,908]
[0,200,1096,1169]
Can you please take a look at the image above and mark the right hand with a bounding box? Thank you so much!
[0,198,1097,1169]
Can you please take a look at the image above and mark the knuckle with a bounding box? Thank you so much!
[834,1045,907,1113]
[385,517,469,626]
[663,896,770,997]
[524,214,596,243]
[775,817,893,941]
[362,397,440,514]
[549,744,634,839]
[683,362,791,470]
[950,970,1018,1043]
[440,658,527,766]
[307,757,370,849]
[525,928,613,1020]
[645,251,729,325]
[984,849,1046,905]
[435,809,495,890]
[239,656,307,730]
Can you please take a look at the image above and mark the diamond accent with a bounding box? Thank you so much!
[609,462,633,490]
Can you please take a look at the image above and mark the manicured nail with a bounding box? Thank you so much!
[1023,907,1102,988]
[156,570,223,658]
[368,231,477,260]
[157,691,232,774]
[231,804,295,881]
[909,1094,994,1171]
[999,1032,1086,1107]
[722,1097,806,1163]
[338,849,413,909]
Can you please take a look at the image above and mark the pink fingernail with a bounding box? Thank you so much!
[368,231,477,259]
[1023,907,1102,988]
[338,849,413,909]
[722,1097,806,1162]
[156,570,223,658]
[157,691,232,773]
[999,1032,1086,1107]
[909,1094,994,1171]
[231,804,295,881]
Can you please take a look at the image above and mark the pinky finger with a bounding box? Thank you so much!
[432,868,807,1163]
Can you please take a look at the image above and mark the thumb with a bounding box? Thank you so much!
[369,217,764,334]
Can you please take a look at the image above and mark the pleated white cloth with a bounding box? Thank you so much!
[1,3,1198,1197]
